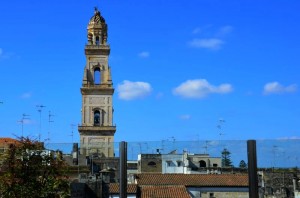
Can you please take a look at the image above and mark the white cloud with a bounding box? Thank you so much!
[188,38,224,50]
[138,51,150,58]
[179,114,191,120]
[263,82,297,95]
[192,27,202,34]
[173,79,233,98]
[216,25,233,36]
[21,92,32,99]
[117,80,152,100]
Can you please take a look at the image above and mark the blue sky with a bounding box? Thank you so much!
[0,0,299,143]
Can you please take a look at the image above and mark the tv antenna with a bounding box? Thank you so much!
[217,118,226,148]
[17,113,30,137]
[70,124,76,143]
[46,111,54,143]
[36,105,46,142]
[202,140,210,154]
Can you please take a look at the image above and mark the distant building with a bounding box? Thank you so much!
[0,137,19,153]
[0,138,20,167]
[138,152,221,174]
[188,153,222,174]
[78,7,116,157]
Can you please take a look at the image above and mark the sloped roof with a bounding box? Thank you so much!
[140,185,191,198]
[0,137,19,145]
[109,183,137,194]
[135,173,248,187]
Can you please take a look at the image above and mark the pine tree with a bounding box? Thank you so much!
[239,160,247,168]
[221,148,233,167]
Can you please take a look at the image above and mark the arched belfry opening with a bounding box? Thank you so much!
[94,67,101,84]
[94,110,100,125]
[93,109,105,126]
[95,36,100,45]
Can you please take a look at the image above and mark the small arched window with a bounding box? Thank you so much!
[148,161,156,167]
[96,36,100,45]
[199,160,207,168]
[94,110,100,126]
[94,67,101,85]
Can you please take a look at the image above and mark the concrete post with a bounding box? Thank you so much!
[247,140,258,198]
[119,141,127,198]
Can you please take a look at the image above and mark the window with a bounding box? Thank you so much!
[96,36,100,45]
[94,67,101,84]
[148,161,156,167]
[166,161,172,166]
[94,110,100,125]
[199,160,207,168]
[177,161,183,167]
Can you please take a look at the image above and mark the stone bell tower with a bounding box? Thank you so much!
[78,8,116,157]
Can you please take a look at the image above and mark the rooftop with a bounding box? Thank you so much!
[135,173,249,187]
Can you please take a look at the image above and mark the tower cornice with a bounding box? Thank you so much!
[81,86,114,95]
[85,44,110,54]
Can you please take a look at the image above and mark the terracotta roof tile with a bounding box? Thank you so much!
[141,185,190,198]
[109,183,137,194]
[136,173,248,187]
[0,138,19,144]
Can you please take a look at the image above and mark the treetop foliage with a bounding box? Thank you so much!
[0,137,70,198]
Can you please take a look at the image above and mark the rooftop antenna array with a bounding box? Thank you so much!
[71,124,76,143]
[217,118,226,149]
[47,111,54,143]
[202,140,210,154]
[36,105,46,142]
[17,113,30,137]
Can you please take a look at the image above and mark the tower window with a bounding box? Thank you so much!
[96,36,100,45]
[94,110,100,126]
[94,68,101,84]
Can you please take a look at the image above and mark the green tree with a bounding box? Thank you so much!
[239,160,247,168]
[221,148,233,167]
[0,137,70,198]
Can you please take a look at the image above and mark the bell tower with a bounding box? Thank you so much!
[78,8,116,157]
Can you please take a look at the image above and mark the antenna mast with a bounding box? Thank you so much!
[36,104,46,142]
[71,124,76,143]
[17,113,30,137]
[47,111,54,143]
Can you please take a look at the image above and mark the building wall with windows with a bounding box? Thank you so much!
[138,154,162,173]
[138,153,221,174]
[162,153,189,174]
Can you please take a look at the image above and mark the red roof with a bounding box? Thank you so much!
[135,173,248,187]
[140,185,191,198]
[0,137,19,144]
[109,183,137,194]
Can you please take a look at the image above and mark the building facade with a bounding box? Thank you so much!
[78,8,116,157]
[138,153,221,174]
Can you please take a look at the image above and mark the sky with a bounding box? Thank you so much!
[0,0,300,145]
